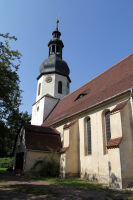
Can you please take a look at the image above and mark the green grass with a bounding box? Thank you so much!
[0,157,13,168]
[24,176,133,200]
[26,176,102,190]
[10,184,57,198]
[46,178,102,189]
[0,168,7,173]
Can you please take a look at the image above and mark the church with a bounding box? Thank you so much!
[14,21,133,189]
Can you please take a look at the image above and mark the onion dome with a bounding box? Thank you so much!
[38,19,70,82]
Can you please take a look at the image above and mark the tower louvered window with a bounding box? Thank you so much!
[105,111,111,143]
[87,118,91,154]
[58,81,62,94]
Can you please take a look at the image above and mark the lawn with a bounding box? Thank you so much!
[24,176,133,199]
[0,168,7,173]
[45,178,102,190]
[0,157,13,168]
[26,176,102,190]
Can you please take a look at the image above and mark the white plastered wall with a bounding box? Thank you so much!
[58,121,79,178]
[31,97,45,125]
[36,74,70,101]
[24,151,60,172]
[31,96,59,125]
[119,101,133,187]
[54,74,70,99]
[78,98,127,186]
[56,96,130,187]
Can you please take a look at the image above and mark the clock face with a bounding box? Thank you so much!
[45,76,52,83]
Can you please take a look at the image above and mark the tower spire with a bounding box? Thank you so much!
[48,19,63,58]
[56,18,59,31]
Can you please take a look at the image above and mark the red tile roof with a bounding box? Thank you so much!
[107,137,122,148]
[43,54,133,126]
[24,124,60,134]
[63,121,76,129]
[24,124,61,152]
[60,147,69,153]
[111,100,128,113]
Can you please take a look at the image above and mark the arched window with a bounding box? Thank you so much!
[87,118,92,155]
[85,117,91,155]
[38,83,41,96]
[58,81,62,94]
[52,45,55,53]
[105,111,111,143]
[102,110,111,154]
[56,45,60,53]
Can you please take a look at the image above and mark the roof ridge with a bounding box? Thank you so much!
[61,53,133,101]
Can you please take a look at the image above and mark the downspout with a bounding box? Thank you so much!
[130,88,133,127]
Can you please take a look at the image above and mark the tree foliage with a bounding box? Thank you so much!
[0,33,31,157]
[0,33,21,121]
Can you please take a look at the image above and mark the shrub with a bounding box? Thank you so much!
[31,154,59,177]
[0,157,13,168]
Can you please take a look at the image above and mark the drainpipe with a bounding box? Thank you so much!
[130,88,133,127]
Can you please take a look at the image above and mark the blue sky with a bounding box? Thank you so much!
[1,0,133,114]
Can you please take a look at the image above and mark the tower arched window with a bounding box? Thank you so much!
[52,45,55,53]
[58,81,62,94]
[56,45,60,53]
[105,111,111,143]
[38,83,41,96]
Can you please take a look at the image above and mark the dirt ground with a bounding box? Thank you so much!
[0,173,133,200]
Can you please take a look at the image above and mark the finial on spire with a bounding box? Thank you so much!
[56,17,59,31]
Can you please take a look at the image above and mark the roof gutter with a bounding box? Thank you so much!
[51,88,132,126]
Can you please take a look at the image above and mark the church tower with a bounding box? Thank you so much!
[31,20,71,125]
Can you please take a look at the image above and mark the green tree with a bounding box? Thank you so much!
[0,121,11,157]
[0,110,31,157]
[0,33,21,121]
[7,110,31,157]
[7,109,31,134]
[0,33,31,157]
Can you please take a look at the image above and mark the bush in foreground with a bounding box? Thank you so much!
[31,154,59,177]
[0,157,13,168]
